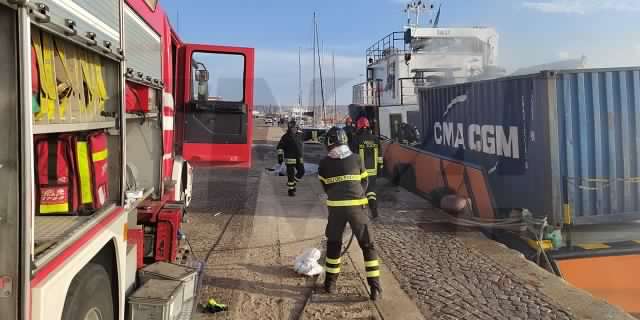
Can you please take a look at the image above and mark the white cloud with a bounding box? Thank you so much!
[523,0,640,14]
[557,51,570,59]
[523,0,586,14]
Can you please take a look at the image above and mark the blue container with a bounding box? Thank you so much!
[419,67,640,225]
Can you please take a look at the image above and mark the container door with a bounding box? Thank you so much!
[0,5,21,319]
[179,45,254,167]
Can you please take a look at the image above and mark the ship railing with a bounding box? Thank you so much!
[366,32,408,65]
[352,80,382,106]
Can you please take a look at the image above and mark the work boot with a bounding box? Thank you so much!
[368,278,382,301]
[324,274,338,294]
[370,207,379,219]
[288,190,296,197]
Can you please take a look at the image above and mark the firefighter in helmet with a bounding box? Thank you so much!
[397,122,420,146]
[318,126,382,300]
[277,120,305,196]
[343,116,356,152]
[353,117,383,218]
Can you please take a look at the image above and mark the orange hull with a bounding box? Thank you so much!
[556,255,640,315]
[383,143,496,219]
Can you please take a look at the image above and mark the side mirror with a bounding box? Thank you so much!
[195,69,210,101]
[195,69,209,82]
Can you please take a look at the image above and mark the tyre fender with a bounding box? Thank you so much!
[61,263,115,320]
[172,155,193,207]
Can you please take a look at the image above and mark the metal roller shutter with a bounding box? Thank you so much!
[73,0,120,32]
[39,0,121,49]
[124,5,162,82]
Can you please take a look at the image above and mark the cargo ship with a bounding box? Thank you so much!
[354,2,640,316]
[351,1,503,140]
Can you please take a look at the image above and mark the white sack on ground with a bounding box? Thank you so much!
[293,248,323,276]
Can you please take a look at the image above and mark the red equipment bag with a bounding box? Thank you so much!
[88,131,109,209]
[73,134,96,213]
[35,135,79,215]
[125,82,150,113]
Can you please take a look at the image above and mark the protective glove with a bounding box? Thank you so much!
[201,299,228,313]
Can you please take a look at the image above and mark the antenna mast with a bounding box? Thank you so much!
[404,1,434,26]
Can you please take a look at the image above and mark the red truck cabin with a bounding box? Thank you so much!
[177,44,254,168]
[126,0,255,169]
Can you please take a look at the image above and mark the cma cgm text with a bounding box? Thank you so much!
[433,122,520,159]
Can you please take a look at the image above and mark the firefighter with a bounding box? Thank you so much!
[277,120,305,196]
[318,127,382,300]
[343,116,356,151]
[397,122,421,146]
[353,117,383,218]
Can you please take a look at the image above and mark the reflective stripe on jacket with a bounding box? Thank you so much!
[318,153,368,207]
[277,130,304,162]
[353,130,383,176]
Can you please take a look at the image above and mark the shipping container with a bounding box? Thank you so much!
[418,67,640,225]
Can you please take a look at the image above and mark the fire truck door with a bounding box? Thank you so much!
[0,5,21,319]
[180,45,254,155]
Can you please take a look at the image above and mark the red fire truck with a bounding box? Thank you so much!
[0,0,254,319]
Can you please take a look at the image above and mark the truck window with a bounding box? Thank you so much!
[191,52,245,103]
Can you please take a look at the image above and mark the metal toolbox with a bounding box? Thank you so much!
[138,262,198,302]
[129,279,184,320]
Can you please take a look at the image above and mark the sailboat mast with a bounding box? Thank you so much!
[298,47,302,109]
[332,51,337,125]
[312,12,317,126]
[316,21,326,125]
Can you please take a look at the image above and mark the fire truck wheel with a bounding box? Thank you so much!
[62,263,114,320]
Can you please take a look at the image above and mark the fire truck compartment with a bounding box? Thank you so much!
[33,204,117,266]
[34,216,92,257]
[126,100,163,196]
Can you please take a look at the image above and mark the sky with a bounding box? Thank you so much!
[161,0,640,106]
